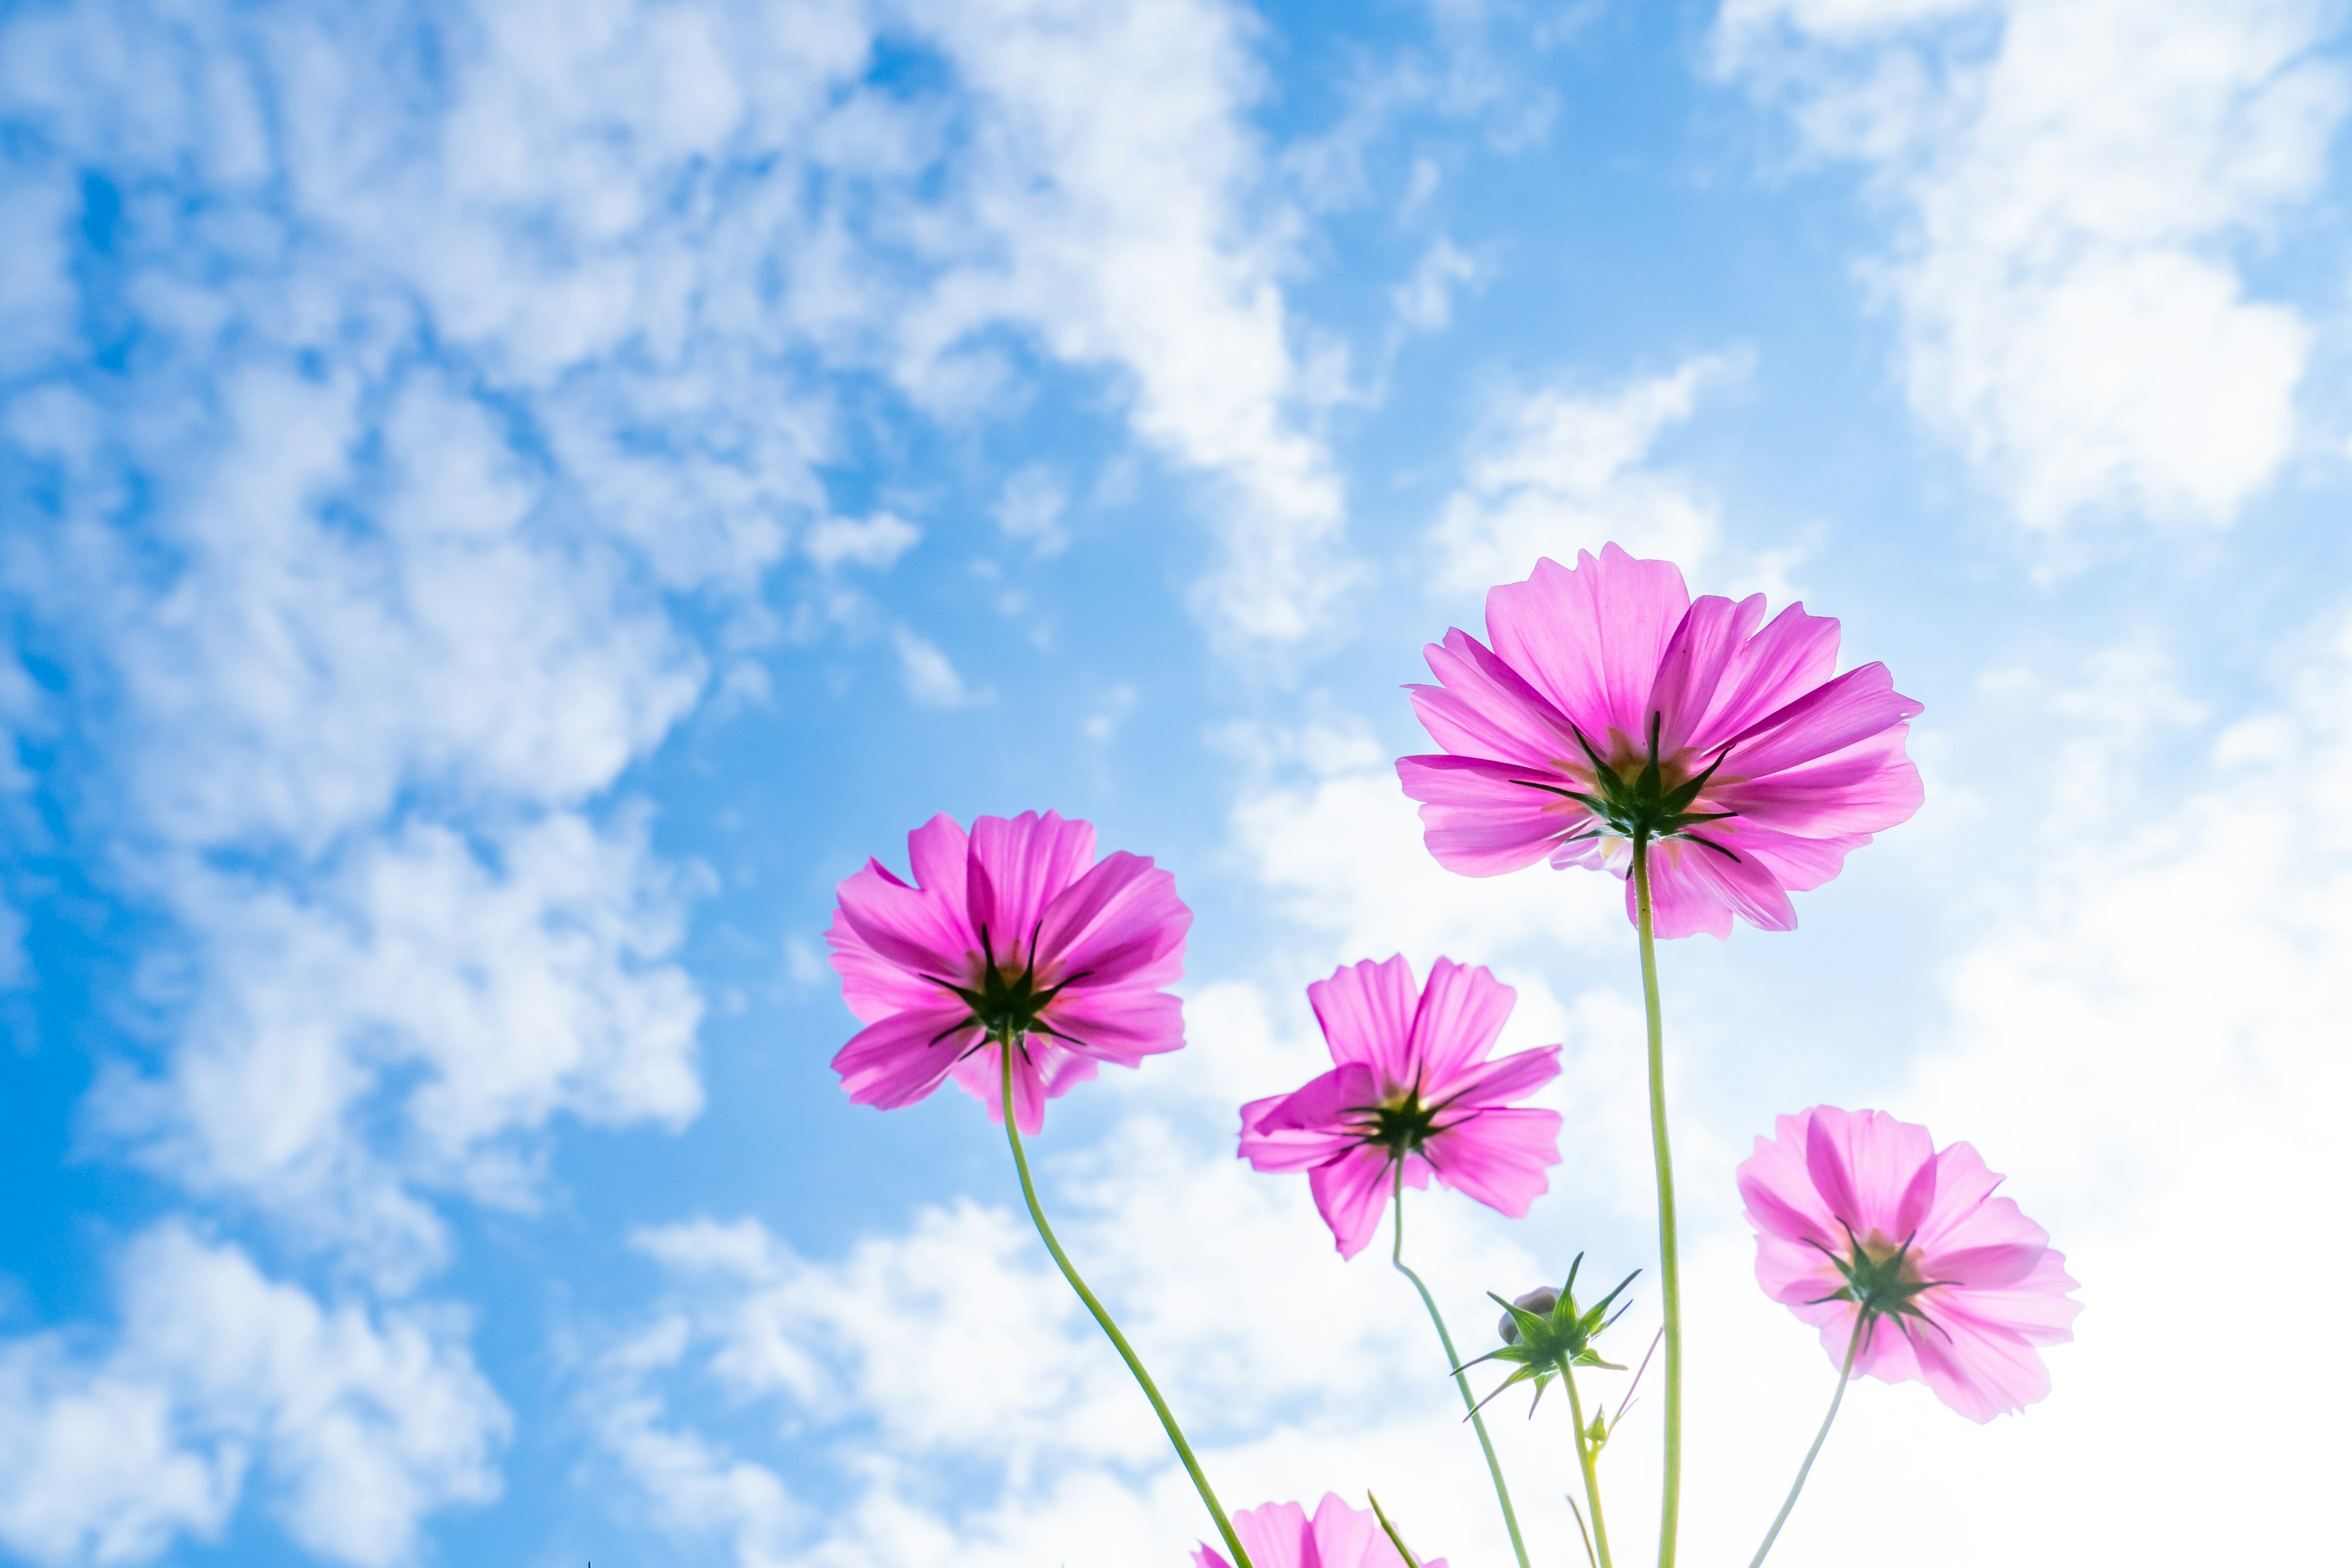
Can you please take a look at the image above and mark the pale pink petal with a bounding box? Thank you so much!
[833,853,974,978]
[1308,1144,1400,1260]
[1646,592,1769,756]
[1431,1044,1561,1109]
[1425,1105,1562,1217]
[1486,546,1691,744]
[1397,753,1590,875]
[831,1001,978,1112]
[1307,957,1424,1077]
[825,905,946,1023]
[1714,726,1923,839]
[1674,598,1845,752]
[1039,986,1186,1068]
[1728,826,1870,897]
[1666,833,1800,933]
[965,811,1097,957]
[1725,662,1925,779]
[1034,851,1189,990]
[1411,628,1586,765]
[1625,846,1735,938]
[1406,957,1515,1087]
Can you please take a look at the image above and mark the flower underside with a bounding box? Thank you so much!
[1456,1253,1640,1419]
[1805,1220,1954,1346]
[924,922,1090,1052]
[1512,710,1741,859]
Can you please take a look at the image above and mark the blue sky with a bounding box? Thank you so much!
[2,0,2348,1564]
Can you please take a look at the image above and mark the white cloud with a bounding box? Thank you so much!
[804,513,923,573]
[94,812,702,1287]
[1428,354,1742,595]
[0,1224,505,1568]
[895,0,1355,646]
[893,627,982,708]
[1714,0,2346,527]
[1392,235,1481,333]
[992,464,1070,556]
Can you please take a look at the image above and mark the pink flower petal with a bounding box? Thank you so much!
[1396,753,1587,876]
[963,811,1097,959]
[1433,1043,1562,1109]
[1039,986,1188,1068]
[1308,957,1425,1078]
[1034,851,1189,990]
[833,848,974,978]
[1425,1105,1562,1217]
[1726,662,1925,779]
[831,1002,977,1112]
[1308,1144,1400,1260]
[1406,957,1517,1087]
[1486,546,1690,745]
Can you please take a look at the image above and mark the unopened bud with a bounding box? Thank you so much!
[1498,1286,1559,1343]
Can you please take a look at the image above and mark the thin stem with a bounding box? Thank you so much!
[1747,1314,1867,1568]
[1390,1162,1534,1568]
[1366,1492,1425,1568]
[1561,1365,1616,1568]
[1000,1038,1253,1568]
[1632,832,1683,1568]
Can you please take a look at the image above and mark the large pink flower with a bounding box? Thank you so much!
[826,811,1189,1134]
[1737,1106,2081,1422]
[1396,544,1924,938]
[1194,1494,1448,1568]
[1238,956,1562,1260]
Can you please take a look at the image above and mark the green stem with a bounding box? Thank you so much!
[999,1038,1253,1568]
[1746,1314,1866,1568]
[1389,1163,1534,1568]
[1561,1365,1616,1568]
[1632,832,1683,1568]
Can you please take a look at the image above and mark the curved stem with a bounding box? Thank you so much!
[1747,1314,1866,1568]
[1000,1038,1253,1568]
[1632,832,1683,1568]
[1389,1163,1534,1568]
[1561,1365,1617,1568]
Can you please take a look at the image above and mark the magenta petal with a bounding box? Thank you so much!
[1627,845,1738,939]
[1728,662,1925,778]
[1253,1062,1379,1136]
[1308,1144,1399,1259]
[1436,1043,1561,1108]
[1397,753,1586,876]
[831,1002,975,1112]
[963,811,1097,956]
[1425,1106,1562,1217]
[834,853,974,977]
[1411,628,1585,765]
[1041,986,1187,1068]
[1308,957,1425,1077]
[1646,592,1768,756]
[1404,958,1516,1086]
[825,905,946,1023]
[1034,851,1189,989]
[1485,546,1691,744]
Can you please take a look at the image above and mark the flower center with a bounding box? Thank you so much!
[1807,1221,1948,1333]
[1512,711,1741,856]
[927,924,1085,1048]
[1351,1089,1442,1155]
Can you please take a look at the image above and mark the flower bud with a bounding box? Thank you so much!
[1498,1287,1559,1344]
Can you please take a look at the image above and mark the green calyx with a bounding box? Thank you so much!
[1511,711,1741,858]
[1454,1253,1640,1420]
[927,924,1084,1049]
[1806,1223,1948,1340]
[1357,1091,1444,1157]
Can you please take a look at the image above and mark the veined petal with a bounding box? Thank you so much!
[1425,1105,1562,1217]
[834,854,974,978]
[1647,592,1769,756]
[947,1035,1100,1136]
[1398,753,1593,876]
[1405,957,1515,1087]
[1307,957,1423,1076]
[1308,1144,1401,1260]
[1486,546,1691,744]
[965,811,1097,958]
[1039,986,1186,1068]
[1713,725,1923,839]
[1727,662,1924,780]
[1034,850,1189,989]
[831,1001,977,1112]
[1673,598,1845,754]
[825,906,948,1023]
[1249,1061,1379,1136]
[1412,627,1588,764]
[1431,1042,1561,1109]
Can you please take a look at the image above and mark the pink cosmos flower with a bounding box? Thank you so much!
[1396,544,1924,938]
[1238,956,1562,1260]
[826,810,1189,1134]
[1737,1106,2081,1422]
[1194,1494,1447,1568]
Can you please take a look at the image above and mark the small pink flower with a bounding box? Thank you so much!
[827,811,1189,1134]
[1737,1106,2082,1422]
[1396,544,1924,938]
[1238,956,1562,1259]
[1194,1494,1448,1568]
